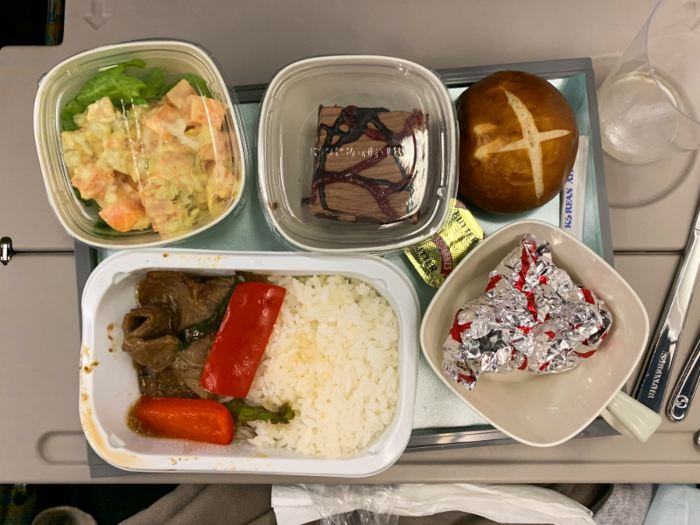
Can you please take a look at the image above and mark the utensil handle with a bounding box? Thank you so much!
[601,391,662,442]
[667,335,700,422]
[634,230,700,413]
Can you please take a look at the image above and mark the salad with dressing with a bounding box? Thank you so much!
[60,59,240,237]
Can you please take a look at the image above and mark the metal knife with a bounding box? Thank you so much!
[634,206,700,414]
[668,333,700,422]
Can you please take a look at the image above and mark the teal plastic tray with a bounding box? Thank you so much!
[76,58,615,457]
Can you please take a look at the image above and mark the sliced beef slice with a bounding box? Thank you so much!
[172,333,218,400]
[122,335,179,372]
[121,305,178,372]
[122,305,173,339]
[137,271,237,331]
[137,365,199,399]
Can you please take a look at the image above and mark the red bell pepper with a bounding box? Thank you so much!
[131,397,234,445]
[199,282,286,397]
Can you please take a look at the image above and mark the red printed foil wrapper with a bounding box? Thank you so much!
[405,200,484,288]
[443,234,612,390]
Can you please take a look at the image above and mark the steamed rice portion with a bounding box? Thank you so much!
[244,275,400,459]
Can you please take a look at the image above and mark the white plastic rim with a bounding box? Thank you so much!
[79,249,419,476]
[34,40,248,250]
[257,54,459,254]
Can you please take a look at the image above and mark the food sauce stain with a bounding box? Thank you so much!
[83,361,99,374]
[107,323,118,353]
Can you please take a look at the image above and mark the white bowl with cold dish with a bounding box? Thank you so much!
[79,249,418,476]
[34,40,249,249]
[420,220,660,447]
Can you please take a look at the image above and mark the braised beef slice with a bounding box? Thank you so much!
[196,276,238,316]
[137,366,199,399]
[122,335,179,372]
[137,271,237,331]
[172,333,218,400]
[122,305,173,339]
[175,331,215,368]
[136,271,193,330]
[121,305,178,372]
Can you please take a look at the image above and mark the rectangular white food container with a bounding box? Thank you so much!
[79,249,418,476]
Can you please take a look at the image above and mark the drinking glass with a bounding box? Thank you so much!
[598,0,700,164]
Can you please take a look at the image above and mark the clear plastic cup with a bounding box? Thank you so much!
[34,40,250,248]
[257,55,459,255]
[598,0,700,164]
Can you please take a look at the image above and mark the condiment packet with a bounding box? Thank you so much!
[405,200,484,288]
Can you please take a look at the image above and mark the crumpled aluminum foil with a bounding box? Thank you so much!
[443,234,613,390]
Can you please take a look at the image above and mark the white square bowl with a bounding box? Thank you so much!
[80,249,418,476]
[420,220,650,447]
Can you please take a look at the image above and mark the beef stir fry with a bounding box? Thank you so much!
[123,271,235,398]
[121,271,293,445]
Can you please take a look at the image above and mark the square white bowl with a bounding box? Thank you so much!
[257,55,458,254]
[420,220,650,447]
[80,249,418,476]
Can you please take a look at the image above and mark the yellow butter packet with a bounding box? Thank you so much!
[405,200,484,288]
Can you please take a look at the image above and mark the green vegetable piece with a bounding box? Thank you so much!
[75,59,147,107]
[129,96,149,107]
[224,399,295,424]
[93,217,119,238]
[122,58,147,69]
[72,186,97,208]
[163,81,179,94]
[60,99,86,132]
[61,59,149,131]
[141,67,167,100]
[162,74,213,99]
[175,286,235,351]
[183,73,213,98]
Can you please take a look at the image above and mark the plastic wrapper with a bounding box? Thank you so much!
[443,234,612,389]
[274,484,596,525]
[306,485,399,525]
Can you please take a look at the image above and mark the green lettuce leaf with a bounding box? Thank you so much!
[161,74,214,100]
[60,60,214,135]
[60,99,87,132]
[72,186,97,209]
[93,217,119,238]
[183,73,213,98]
[75,58,147,107]
[141,67,167,100]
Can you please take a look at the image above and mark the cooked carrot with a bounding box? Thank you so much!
[130,397,234,446]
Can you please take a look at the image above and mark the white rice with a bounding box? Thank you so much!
[244,275,400,459]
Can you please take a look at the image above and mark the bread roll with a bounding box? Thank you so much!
[457,71,578,214]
